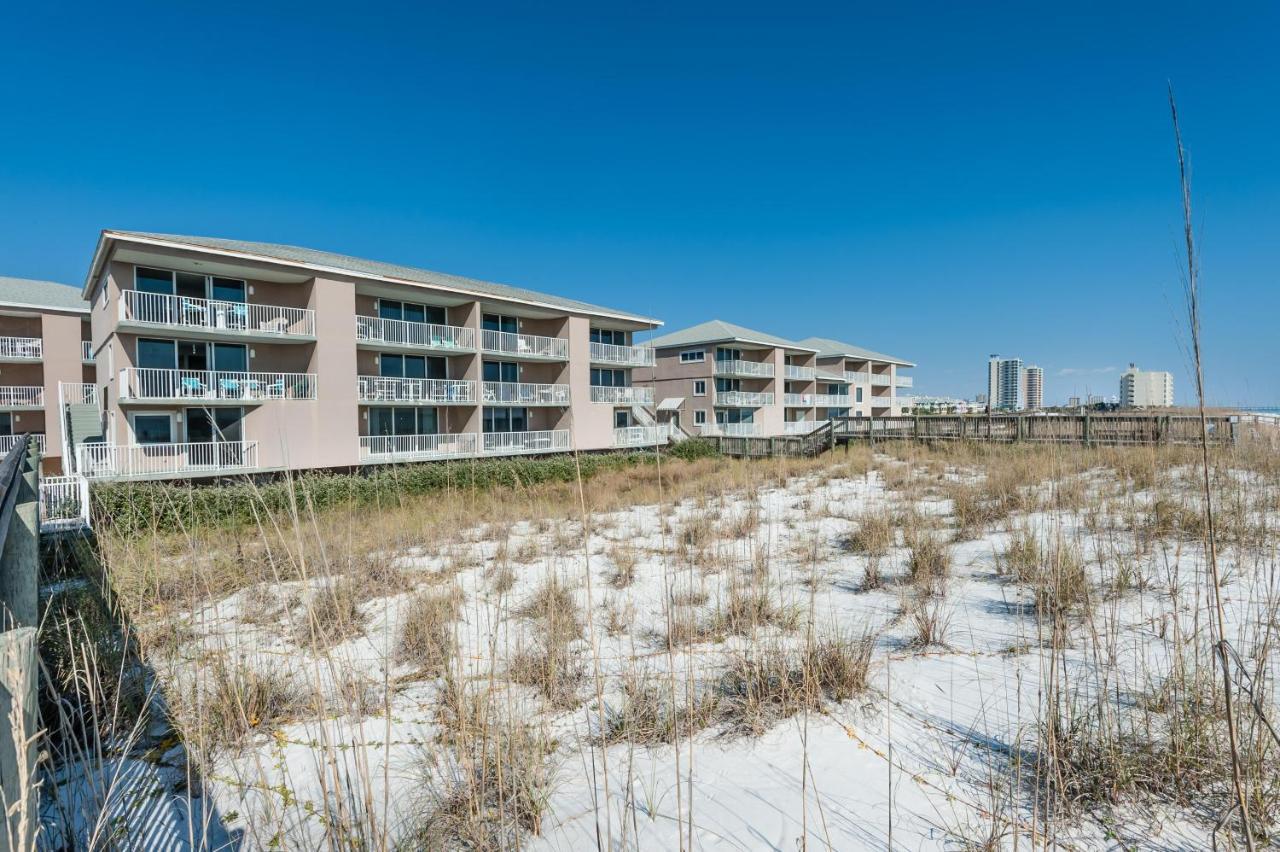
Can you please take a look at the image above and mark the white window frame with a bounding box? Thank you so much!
[694,410,707,425]
[679,349,705,363]
[129,411,177,446]
[693,380,706,396]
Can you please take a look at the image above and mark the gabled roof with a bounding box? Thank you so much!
[645,319,816,352]
[797,336,915,367]
[0,276,89,314]
[86,231,661,326]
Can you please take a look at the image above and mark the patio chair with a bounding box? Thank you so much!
[265,380,286,399]
[179,376,207,397]
[218,378,241,398]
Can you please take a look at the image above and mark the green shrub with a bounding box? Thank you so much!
[666,438,720,462]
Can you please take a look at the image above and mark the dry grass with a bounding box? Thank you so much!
[396,585,464,676]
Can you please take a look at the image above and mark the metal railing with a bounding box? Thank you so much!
[0,387,43,408]
[77,440,259,479]
[613,425,668,447]
[38,475,90,532]
[357,376,476,404]
[706,422,759,437]
[119,368,317,401]
[360,433,478,461]
[481,329,568,360]
[0,435,43,456]
[844,371,871,384]
[713,359,775,378]
[59,383,98,407]
[784,365,816,380]
[814,394,851,407]
[481,381,570,406]
[870,373,892,386]
[0,337,42,360]
[589,385,654,404]
[714,390,774,407]
[896,375,913,388]
[119,290,315,337]
[355,315,475,350]
[483,429,572,455]
[869,394,894,407]
[81,341,93,361]
[590,341,654,367]
[783,393,813,406]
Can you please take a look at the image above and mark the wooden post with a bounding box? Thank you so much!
[0,627,37,852]
[1082,412,1091,448]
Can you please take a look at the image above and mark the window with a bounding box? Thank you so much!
[482,361,519,383]
[715,347,742,362]
[0,413,11,437]
[136,267,175,295]
[483,407,529,433]
[379,299,446,325]
[694,410,707,425]
[715,377,740,392]
[133,414,173,444]
[855,387,863,403]
[369,407,439,436]
[185,408,243,443]
[137,338,176,369]
[614,410,630,428]
[591,328,628,346]
[212,343,248,373]
[381,354,434,379]
[134,266,247,304]
[679,349,705,363]
[482,313,518,334]
[693,380,706,396]
[211,277,246,303]
[590,368,627,387]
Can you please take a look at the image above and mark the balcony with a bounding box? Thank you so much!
[714,390,774,407]
[118,290,315,340]
[589,385,654,405]
[705,422,758,437]
[869,395,894,409]
[896,375,913,388]
[0,435,45,455]
[481,381,570,406]
[713,359,774,379]
[483,429,572,456]
[870,373,892,387]
[82,341,93,362]
[360,433,478,462]
[357,376,476,405]
[590,341,654,367]
[613,425,668,447]
[355,316,475,353]
[0,337,42,361]
[481,329,568,361]
[0,387,44,409]
[844,371,871,384]
[814,394,851,407]
[783,420,827,435]
[784,365,816,380]
[118,368,317,404]
[783,393,813,407]
[77,440,259,480]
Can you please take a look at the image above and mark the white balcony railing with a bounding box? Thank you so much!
[118,368,317,402]
[0,387,44,408]
[77,441,259,479]
[82,341,93,361]
[783,393,813,407]
[870,373,892,387]
[814,394,851,407]
[590,341,654,367]
[483,429,572,455]
[844,371,871,384]
[589,385,654,405]
[783,420,827,435]
[39,474,90,533]
[784,365,816,380]
[613,425,668,447]
[119,290,315,338]
[713,359,775,378]
[0,337,42,360]
[481,381,570,406]
[60,382,98,407]
[0,435,45,455]
[481,329,568,360]
[360,433,478,461]
[714,390,774,407]
[705,422,759,437]
[355,316,475,351]
[896,375,914,388]
[869,395,894,408]
[357,376,476,404]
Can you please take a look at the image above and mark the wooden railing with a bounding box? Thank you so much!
[829,413,1241,446]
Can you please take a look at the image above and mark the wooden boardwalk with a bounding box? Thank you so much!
[711,413,1254,458]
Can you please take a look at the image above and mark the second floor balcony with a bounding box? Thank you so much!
[481,329,568,361]
[589,385,654,405]
[119,290,315,340]
[357,376,476,405]
[483,429,572,455]
[355,315,476,353]
[118,368,317,404]
[714,389,774,407]
[870,373,892,387]
[0,387,44,409]
[0,336,42,361]
[814,393,851,407]
[713,359,775,379]
[481,381,570,406]
[78,440,259,480]
[844,371,871,384]
[896,375,914,388]
[784,364,816,380]
[589,341,654,367]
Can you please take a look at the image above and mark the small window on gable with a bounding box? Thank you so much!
[679,349,705,363]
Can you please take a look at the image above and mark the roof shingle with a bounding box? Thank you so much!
[0,276,89,313]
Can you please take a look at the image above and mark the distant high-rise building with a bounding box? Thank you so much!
[1067,396,1081,409]
[1023,365,1043,410]
[986,354,1027,410]
[1119,364,1174,408]
[987,355,1000,411]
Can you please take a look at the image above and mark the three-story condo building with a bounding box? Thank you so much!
[636,320,822,437]
[795,337,915,418]
[0,277,96,472]
[77,231,661,479]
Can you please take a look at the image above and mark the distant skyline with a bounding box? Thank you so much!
[1,2,1276,405]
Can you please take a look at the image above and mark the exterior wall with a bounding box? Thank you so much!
[39,312,87,472]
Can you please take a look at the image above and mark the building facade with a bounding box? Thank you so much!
[1119,364,1174,408]
[1023,365,1043,410]
[987,355,1026,411]
[75,231,663,479]
[0,277,95,473]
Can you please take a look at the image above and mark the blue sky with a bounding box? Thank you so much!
[2,1,1277,405]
